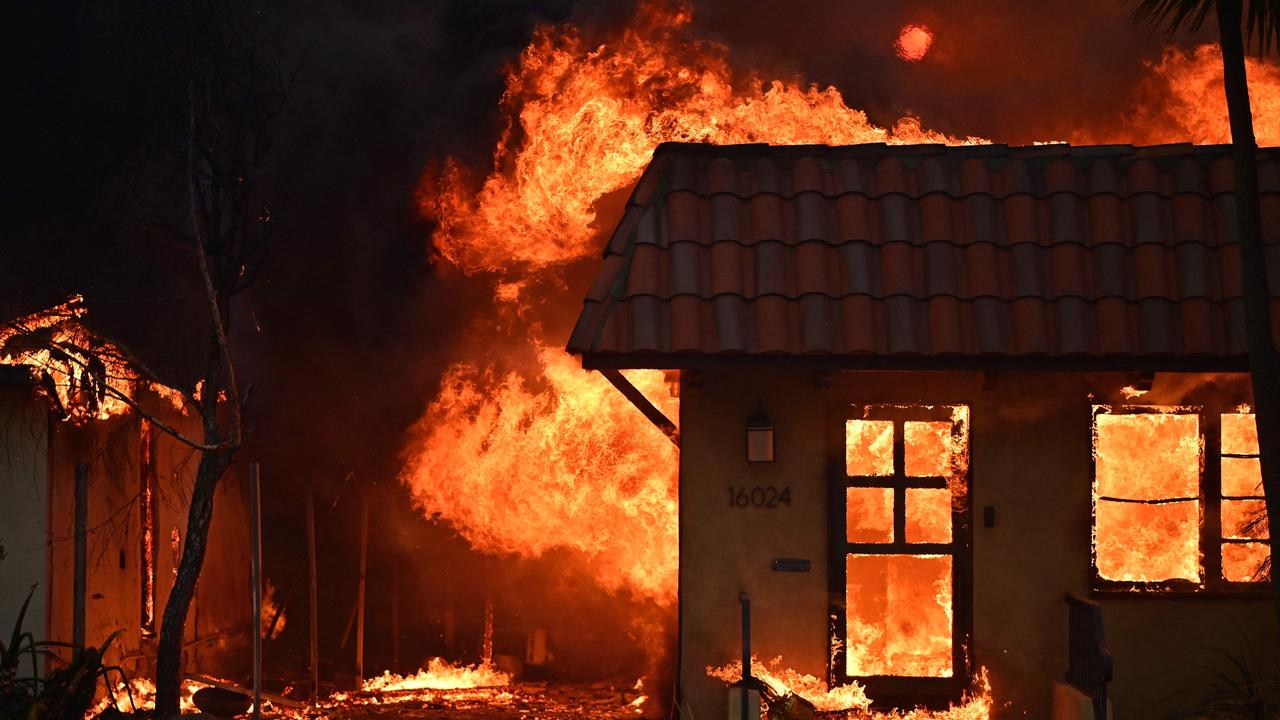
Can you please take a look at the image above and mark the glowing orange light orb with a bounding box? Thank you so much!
[895,23,933,62]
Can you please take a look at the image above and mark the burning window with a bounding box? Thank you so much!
[1092,406,1271,590]
[837,406,968,686]
[1221,413,1270,582]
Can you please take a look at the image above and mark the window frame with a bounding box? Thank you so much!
[1090,404,1270,595]
[827,403,973,707]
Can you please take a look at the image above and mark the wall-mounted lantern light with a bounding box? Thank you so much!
[746,402,775,463]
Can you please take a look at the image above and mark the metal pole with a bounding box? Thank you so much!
[391,563,400,673]
[250,464,262,720]
[306,485,319,703]
[740,592,751,720]
[481,595,494,666]
[72,463,88,654]
[356,494,368,682]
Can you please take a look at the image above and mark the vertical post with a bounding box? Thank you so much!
[306,485,319,703]
[249,464,263,720]
[72,463,88,654]
[740,592,751,720]
[356,494,368,682]
[481,595,494,666]
[391,562,400,674]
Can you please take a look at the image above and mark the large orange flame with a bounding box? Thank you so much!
[404,0,980,607]
[399,0,1279,714]
[1078,43,1280,145]
[402,346,678,603]
[424,0,984,276]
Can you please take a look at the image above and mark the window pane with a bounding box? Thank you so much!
[1222,542,1270,582]
[846,420,893,476]
[905,487,951,544]
[1222,499,1269,540]
[904,421,951,477]
[847,487,894,543]
[845,554,952,678]
[1221,413,1260,455]
[1094,412,1199,500]
[1222,457,1263,497]
[1095,499,1200,582]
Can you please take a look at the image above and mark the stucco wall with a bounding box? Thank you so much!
[678,369,1276,719]
[0,383,50,650]
[42,395,251,679]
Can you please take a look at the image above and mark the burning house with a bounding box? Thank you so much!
[0,300,251,702]
[568,141,1280,717]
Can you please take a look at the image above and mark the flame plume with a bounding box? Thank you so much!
[403,0,981,609]
[424,0,984,276]
[1077,43,1280,145]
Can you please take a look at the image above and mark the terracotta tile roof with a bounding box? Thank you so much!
[567,142,1280,369]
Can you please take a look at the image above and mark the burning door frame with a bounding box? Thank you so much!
[828,403,973,707]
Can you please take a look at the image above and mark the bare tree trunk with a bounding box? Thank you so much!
[1216,0,1280,645]
[154,448,234,718]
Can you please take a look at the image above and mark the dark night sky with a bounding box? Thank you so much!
[1,0,1223,676]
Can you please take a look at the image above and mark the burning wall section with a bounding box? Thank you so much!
[676,369,1274,718]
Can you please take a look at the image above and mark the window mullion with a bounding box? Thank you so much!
[1203,409,1222,588]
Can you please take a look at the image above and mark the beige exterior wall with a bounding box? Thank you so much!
[0,382,254,681]
[678,369,1275,719]
[0,382,51,649]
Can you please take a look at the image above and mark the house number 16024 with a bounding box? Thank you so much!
[727,485,792,508]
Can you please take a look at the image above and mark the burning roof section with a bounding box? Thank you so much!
[0,296,184,421]
[568,142,1280,369]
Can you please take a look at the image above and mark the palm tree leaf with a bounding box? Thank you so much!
[1130,0,1217,35]
[1130,0,1280,56]
[1243,0,1280,53]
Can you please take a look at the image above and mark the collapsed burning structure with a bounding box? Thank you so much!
[0,299,251,694]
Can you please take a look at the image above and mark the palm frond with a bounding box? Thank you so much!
[1130,0,1217,35]
[1130,0,1280,56]
[1244,0,1280,53]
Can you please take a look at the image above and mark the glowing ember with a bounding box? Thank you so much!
[362,658,512,692]
[1120,385,1148,400]
[895,24,934,62]
[88,678,203,717]
[1092,409,1201,583]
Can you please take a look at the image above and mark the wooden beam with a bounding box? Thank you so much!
[598,369,679,445]
[305,485,319,703]
[73,463,88,653]
[249,464,263,720]
[356,494,368,681]
[391,563,400,673]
